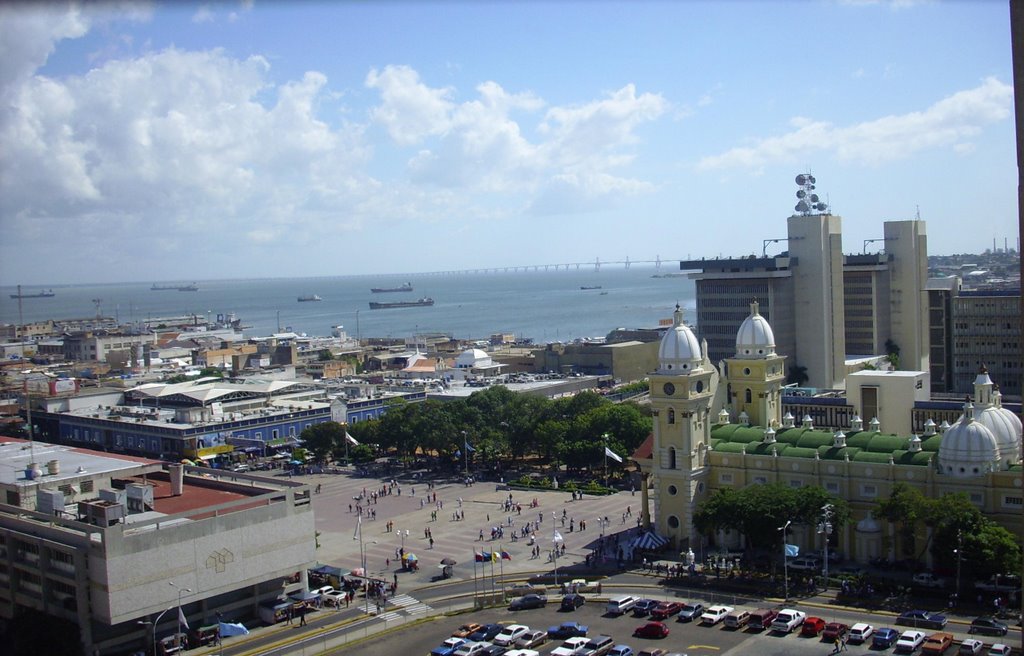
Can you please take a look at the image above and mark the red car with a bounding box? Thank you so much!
[634,622,670,639]
[801,617,825,637]
[823,622,849,641]
[650,602,683,620]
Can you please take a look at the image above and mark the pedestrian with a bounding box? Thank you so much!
[286,605,293,625]
[429,537,434,549]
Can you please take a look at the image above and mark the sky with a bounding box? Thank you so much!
[0,0,1017,285]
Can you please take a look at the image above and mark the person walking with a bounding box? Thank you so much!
[298,604,307,627]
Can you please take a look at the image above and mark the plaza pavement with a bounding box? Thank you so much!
[305,466,647,587]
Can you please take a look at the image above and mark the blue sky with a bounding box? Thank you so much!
[0,0,1016,284]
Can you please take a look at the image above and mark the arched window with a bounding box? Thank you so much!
[668,446,677,470]
[668,408,675,425]
[745,388,752,403]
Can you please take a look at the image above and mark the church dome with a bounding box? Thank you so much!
[735,300,776,358]
[455,348,492,368]
[657,305,702,374]
[971,366,1022,468]
[938,402,1000,479]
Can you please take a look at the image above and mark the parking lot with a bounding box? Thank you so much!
[342,598,1001,656]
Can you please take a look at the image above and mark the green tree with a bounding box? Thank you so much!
[348,443,376,464]
[786,364,809,386]
[300,421,345,462]
[875,482,928,558]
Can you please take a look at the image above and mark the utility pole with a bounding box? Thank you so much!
[819,504,834,590]
[779,520,792,601]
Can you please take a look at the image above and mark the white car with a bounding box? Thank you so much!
[959,638,984,655]
[894,630,925,653]
[770,609,806,633]
[322,589,349,607]
[849,622,874,643]
[494,625,530,647]
[989,645,1012,656]
[551,637,590,656]
[700,605,734,625]
[453,642,490,656]
[505,651,541,656]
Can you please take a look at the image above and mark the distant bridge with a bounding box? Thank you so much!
[417,256,679,276]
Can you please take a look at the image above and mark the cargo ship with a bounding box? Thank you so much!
[297,294,322,302]
[371,282,413,293]
[580,285,602,290]
[369,297,434,310]
[10,288,55,299]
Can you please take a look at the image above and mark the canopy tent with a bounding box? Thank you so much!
[630,530,670,551]
[310,564,351,578]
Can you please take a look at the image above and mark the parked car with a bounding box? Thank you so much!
[787,556,821,571]
[432,638,468,656]
[723,609,750,629]
[504,651,540,656]
[873,628,901,649]
[970,616,1010,636]
[551,637,591,656]
[700,605,734,626]
[635,650,666,656]
[561,594,587,611]
[897,610,948,630]
[801,617,825,637]
[770,609,806,634]
[895,630,926,653]
[515,630,548,650]
[507,583,547,597]
[650,602,683,621]
[959,638,985,655]
[453,642,490,656]
[453,623,484,638]
[322,589,348,607]
[480,644,507,656]
[921,632,954,655]
[548,622,589,639]
[607,646,634,656]
[493,625,530,647]
[606,596,638,616]
[677,603,704,622]
[849,623,874,644]
[509,595,548,611]
[912,572,946,588]
[633,622,669,639]
[632,599,659,616]
[748,608,778,631]
[470,624,505,642]
[579,635,615,656]
[823,622,849,641]
[988,645,1012,656]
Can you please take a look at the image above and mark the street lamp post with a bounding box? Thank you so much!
[552,511,562,587]
[818,504,834,591]
[602,433,610,488]
[141,606,174,656]
[461,430,469,477]
[168,581,192,650]
[954,530,963,607]
[779,520,792,601]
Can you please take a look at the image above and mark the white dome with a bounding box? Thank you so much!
[971,366,1022,467]
[456,348,491,368]
[938,403,1000,479]
[657,305,702,374]
[735,300,776,358]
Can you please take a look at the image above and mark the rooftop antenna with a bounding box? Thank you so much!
[91,298,103,319]
[915,205,921,221]
[794,173,829,216]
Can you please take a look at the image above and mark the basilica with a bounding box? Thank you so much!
[633,302,1023,564]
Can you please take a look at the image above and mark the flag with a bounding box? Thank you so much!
[218,621,250,637]
[345,432,359,446]
[481,550,492,561]
[784,544,799,557]
[179,606,190,631]
[454,449,461,458]
[464,441,475,453]
[604,446,623,463]
[552,531,564,544]
[474,551,484,562]
[491,551,499,563]
[501,550,512,560]
[352,515,361,541]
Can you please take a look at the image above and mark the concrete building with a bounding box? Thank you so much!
[634,302,1022,566]
[62,331,158,367]
[951,289,1021,399]
[532,339,658,382]
[926,276,962,394]
[0,439,315,656]
[681,215,929,390]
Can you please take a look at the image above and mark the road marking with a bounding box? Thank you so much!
[686,646,720,650]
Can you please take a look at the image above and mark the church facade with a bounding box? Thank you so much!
[634,302,1023,564]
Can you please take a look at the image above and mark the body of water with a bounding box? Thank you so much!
[1,267,696,342]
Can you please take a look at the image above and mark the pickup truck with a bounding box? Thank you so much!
[561,579,601,594]
[912,573,946,588]
[770,609,806,634]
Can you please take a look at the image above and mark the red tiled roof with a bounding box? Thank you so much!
[632,433,654,460]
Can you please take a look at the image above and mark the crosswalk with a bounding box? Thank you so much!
[376,593,432,622]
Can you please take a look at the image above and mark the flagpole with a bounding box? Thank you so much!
[498,545,505,592]
[603,433,609,489]
[552,511,559,588]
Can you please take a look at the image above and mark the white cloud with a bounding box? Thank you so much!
[192,6,215,24]
[365,65,455,146]
[697,77,1012,170]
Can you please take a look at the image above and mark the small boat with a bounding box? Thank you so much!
[297,294,322,302]
[371,282,414,293]
[10,288,55,299]
[580,285,602,290]
[369,297,434,310]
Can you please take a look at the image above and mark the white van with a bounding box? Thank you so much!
[605,595,638,615]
